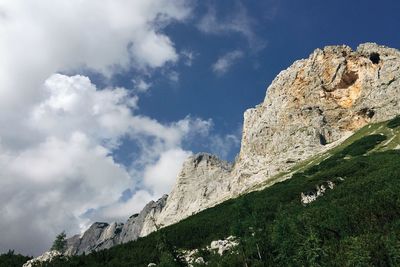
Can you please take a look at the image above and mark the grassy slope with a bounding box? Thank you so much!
[248,117,400,193]
[14,117,400,266]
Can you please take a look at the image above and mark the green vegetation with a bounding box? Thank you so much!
[387,115,400,129]
[5,117,400,266]
[0,250,31,267]
[51,231,67,253]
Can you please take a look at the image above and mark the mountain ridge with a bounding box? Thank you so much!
[25,115,400,266]
[65,42,400,255]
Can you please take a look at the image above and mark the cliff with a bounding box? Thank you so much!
[66,43,400,255]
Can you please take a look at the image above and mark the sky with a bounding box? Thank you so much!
[0,0,399,256]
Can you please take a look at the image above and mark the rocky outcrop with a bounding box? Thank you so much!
[65,43,400,255]
[209,236,239,255]
[23,251,62,267]
[65,222,123,255]
[120,194,168,243]
[301,181,336,205]
[141,153,232,232]
[178,236,239,266]
[66,195,168,255]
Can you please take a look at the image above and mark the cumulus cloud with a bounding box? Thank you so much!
[212,50,244,75]
[0,0,241,257]
[143,149,192,196]
[0,0,191,116]
[95,148,192,221]
[0,75,135,255]
[92,190,155,222]
[0,73,213,256]
[31,74,138,148]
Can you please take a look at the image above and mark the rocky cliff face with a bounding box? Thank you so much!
[119,194,167,243]
[65,222,123,255]
[141,153,232,233]
[148,42,400,230]
[231,43,400,193]
[66,195,167,255]
[66,43,400,255]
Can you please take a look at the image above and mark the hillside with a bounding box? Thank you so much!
[26,116,400,266]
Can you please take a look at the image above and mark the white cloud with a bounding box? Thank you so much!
[168,70,180,83]
[133,79,152,93]
[31,74,138,148]
[181,50,197,66]
[0,0,243,257]
[197,3,265,50]
[0,74,212,255]
[0,0,191,115]
[96,190,155,220]
[212,50,244,75]
[143,149,192,196]
[96,148,192,221]
[0,133,132,255]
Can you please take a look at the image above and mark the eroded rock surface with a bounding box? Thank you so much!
[66,195,168,255]
[65,222,123,255]
[23,251,62,267]
[232,43,400,193]
[143,153,232,231]
[122,194,168,241]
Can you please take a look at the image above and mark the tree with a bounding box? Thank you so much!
[51,231,67,253]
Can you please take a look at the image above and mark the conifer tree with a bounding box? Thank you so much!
[51,231,67,253]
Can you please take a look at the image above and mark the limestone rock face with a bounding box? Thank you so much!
[65,195,168,255]
[65,222,124,255]
[64,234,81,255]
[145,153,232,231]
[64,43,400,255]
[231,43,400,193]
[23,251,62,267]
[121,194,168,242]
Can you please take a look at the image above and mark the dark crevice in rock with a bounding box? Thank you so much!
[336,70,358,89]
[129,213,139,219]
[369,52,380,64]
[193,154,205,167]
[358,108,375,119]
[319,133,327,145]
[330,64,342,84]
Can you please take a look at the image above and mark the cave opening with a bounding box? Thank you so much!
[319,133,327,146]
[369,52,380,64]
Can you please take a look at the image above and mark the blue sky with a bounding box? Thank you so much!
[0,0,399,255]
[113,0,400,162]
